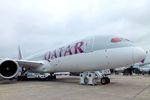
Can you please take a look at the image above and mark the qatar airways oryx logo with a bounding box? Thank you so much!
[44,41,84,61]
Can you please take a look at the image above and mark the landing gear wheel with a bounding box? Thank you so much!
[105,77,110,84]
[101,77,108,85]
[52,75,56,80]
[46,75,56,80]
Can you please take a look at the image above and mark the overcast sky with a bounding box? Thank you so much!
[0,0,150,58]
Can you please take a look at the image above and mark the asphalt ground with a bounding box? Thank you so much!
[0,75,150,100]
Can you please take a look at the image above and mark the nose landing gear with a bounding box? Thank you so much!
[80,71,110,85]
[101,77,110,85]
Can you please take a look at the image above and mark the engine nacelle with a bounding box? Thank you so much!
[0,60,19,79]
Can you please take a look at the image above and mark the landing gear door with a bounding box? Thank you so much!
[84,37,94,53]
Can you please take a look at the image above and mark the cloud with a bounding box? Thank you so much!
[0,0,150,58]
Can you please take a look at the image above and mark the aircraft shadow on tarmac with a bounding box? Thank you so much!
[0,77,117,86]
[0,77,79,84]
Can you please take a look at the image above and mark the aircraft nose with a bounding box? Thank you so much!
[133,47,146,63]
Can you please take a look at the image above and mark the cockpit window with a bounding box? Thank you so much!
[111,38,123,43]
[124,39,133,43]
[111,37,133,43]
[93,35,135,52]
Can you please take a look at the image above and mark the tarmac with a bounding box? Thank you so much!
[0,75,150,100]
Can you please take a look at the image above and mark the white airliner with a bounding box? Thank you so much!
[0,35,146,84]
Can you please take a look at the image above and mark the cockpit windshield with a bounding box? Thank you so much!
[111,38,133,43]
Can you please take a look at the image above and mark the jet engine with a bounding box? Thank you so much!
[0,60,19,79]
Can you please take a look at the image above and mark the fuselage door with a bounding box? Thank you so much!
[84,37,94,53]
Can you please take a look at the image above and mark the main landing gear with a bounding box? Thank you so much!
[45,73,56,80]
[80,71,110,85]
[17,68,57,81]
[17,67,28,81]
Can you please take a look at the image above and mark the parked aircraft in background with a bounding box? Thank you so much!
[0,35,146,85]
[133,52,150,74]
[115,52,150,75]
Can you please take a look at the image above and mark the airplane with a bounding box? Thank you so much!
[133,52,150,74]
[0,35,146,85]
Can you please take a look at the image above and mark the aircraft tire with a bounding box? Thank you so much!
[105,77,110,84]
[101,77,107,85]
[46,75,56,80]
[52,75,56,80]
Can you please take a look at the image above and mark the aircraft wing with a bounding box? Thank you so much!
[16,60,44,68]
